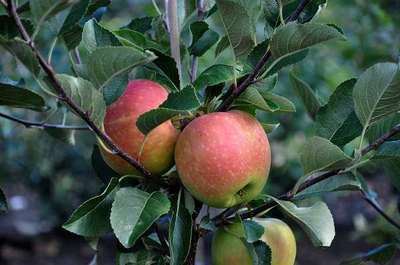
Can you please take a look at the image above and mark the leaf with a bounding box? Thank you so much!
[30,0,76,26]
[242,220,264,243]
[270,197,335,247]
[56,74,106,127]
[87,46,156,105]
[151,50,180,90]
[44,127,76,145]
[353,62,400,128]
[270,22,345,59]
[261,123,280,134]
[0,188,7,213]
[169,190,193,265]
[117,250,158,265]
[265,49,309,77]
[59,0,111,50]
[216,0,260,59]
[63,178,118,237]
[374,141,400,160]
[110,187,171,248]
[235,86,275,112]
[113,29,163,52]
[125,17,154,33]
[136,85,201,134]
[260,92,296,113]
[340,244,397,265]
[189,21,219,56]
[0,37,41,76]
[290,71,321,119]
[0,83,47,111]
[294,173,362,199]
[81,19,120,54]
[248,241,272,265]
[248,39,269,68]
[0,16,33,39]
[194,64,243,90]
[300,136,352,176]
[366,113,400,142]
[315,79,363,146]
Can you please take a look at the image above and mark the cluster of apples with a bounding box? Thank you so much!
[100,80,296,265]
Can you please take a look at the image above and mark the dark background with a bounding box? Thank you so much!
[0,0,400,264]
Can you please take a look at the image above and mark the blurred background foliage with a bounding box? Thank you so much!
[0,0,399,264]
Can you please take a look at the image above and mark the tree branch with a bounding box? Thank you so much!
[0,112,89,130]
[216,0,312,112]
[4,0,152,178]
[361,191,400,230]
[213,123,400,227]
[165,0,182,85]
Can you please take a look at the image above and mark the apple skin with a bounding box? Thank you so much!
[175,110,271,208]
[100,80,179,175]
[212,219,296,265]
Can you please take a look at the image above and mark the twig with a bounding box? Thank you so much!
[0,0,7,8]
[213,121,400,225]
[4,0,152,178]
[216,0,312,112]
[165,0,182,85]
[0,112,89,130]
[361,191,400,230]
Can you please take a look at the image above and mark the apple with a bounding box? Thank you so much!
[175,110,271,208]
[100,80,179,175]
[212,218,297,265]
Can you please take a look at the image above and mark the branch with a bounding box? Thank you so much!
[213,122,400,226]
[165,0,182,84]
[4,0,152,178]
[361,191,400,230]
[216,0,312,111]
[0,112,89,130]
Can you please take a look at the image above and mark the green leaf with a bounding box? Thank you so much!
[117,250,158,265]
[366,113,400,142]
[294,173,362,199]
[290,71,321,119]
[87,46,156,105]
[353,63,400,128]
[242,220,264,243]
[270,22,345,59]
[0,16,33,39]
[260,92,296,113]
[169,189,193,265]
[235,86,275,112]
[0,37,41,76]
[340,244,397,265]
[374,141,400,159]
[111,187,171,248]
[265,49,309,77]
[0,188,7,213]
[248,39,269,68]
[216,0,260,59]
[63,178,118,237]
[189,21,219,56]
[56,74,106,127]
[315,79,363,146]
[80,19,120,54]
[151,50,181,90]
[113,29,164,52]
[30,0,76,25]
[125,17,154,33]
[194,64,243,90]
[0,83,47,111]
[136,85,201,134]
[247,241,272,265]
[300,136,352,176]
[270,197,335,247]
[59,0,111,50]
[261,122,280,134]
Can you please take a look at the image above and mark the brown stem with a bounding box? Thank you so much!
[0,112,89,130]
[216,0,312,112]
[361,191,400,230]
[4,0,152,178]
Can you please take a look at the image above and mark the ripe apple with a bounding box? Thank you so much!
[100,80,179,175]
[212,219,296,265]
[175,111,271,208]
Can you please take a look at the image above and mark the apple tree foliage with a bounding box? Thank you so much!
[0,0,400,264]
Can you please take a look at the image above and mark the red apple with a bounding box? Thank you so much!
[100,80,179,175]
[175,110,271,208]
